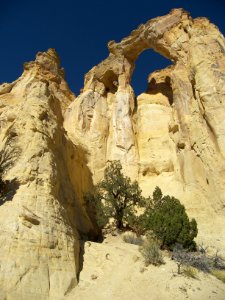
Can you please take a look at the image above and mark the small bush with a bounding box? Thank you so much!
[140,187,198,250]
[140,235,164,266]
[183,266,198,279]
[172,244,225,275]
[211,250,225,270]
[172,244,211,272]
[211,270,225,283]
[123,232,143,245]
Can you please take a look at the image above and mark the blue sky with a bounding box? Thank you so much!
[1,0,225,95]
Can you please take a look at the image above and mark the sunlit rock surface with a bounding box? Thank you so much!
[0,49,95,299]
[65,8,225,251]
[1,8,225,299]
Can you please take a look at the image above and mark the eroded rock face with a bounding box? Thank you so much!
[0,49,95,299]
[1,8,225,299]
[64,8,225,249]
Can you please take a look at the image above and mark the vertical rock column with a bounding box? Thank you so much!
[0,50,92,299]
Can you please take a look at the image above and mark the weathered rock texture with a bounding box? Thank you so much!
[64,8,225,249]
[0,49,95,299]
[1,8,225,299]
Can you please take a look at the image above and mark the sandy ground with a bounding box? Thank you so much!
[66,234,225,300]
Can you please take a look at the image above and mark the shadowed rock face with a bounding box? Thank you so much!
[0,8,225,299]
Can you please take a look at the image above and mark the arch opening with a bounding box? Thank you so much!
[131,49,173,97]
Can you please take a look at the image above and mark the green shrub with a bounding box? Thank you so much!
[85,161,144,229]
[140,187,198,250]
[140,235,164,266]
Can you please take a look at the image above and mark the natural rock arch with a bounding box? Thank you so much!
[0,8,225,299]
[65,7,225,254]
[83,8,190,95]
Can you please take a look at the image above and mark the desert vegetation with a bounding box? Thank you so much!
[172,243,225,280]
[0,166,9,205]
[85,161,225,282]
[139,186,198,250]
[139,234,164,266]
[86,161,198,249]
[85,160,144,229]
[122,232,143,246]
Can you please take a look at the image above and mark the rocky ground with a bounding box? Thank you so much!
[67,234,225,300]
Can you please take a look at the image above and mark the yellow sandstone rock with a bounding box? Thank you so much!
[1,8,225,299]
[0,49,95,299]
[65,8,225,252]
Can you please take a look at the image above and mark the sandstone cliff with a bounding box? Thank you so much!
[0,8,225,299]
[0,49,95,299]
[65,8,225,249]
